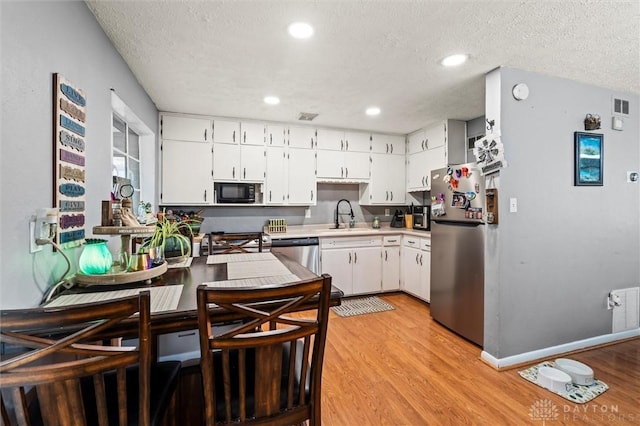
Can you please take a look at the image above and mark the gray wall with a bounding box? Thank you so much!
[483,67,640,358]
[1,1,158,308]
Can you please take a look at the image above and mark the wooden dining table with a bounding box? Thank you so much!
[57,252,342,344]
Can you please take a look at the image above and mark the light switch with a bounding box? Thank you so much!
[509,198,518,213]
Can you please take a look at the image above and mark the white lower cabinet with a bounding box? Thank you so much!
[400,236,431,302]
[382,235,401,291]
[320,236,382,296]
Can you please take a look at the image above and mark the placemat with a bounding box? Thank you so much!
[518,361,609,404]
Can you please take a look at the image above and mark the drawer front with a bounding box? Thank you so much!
[321,236,382,249]
[421,238,431,251]
[403,236,420,249]
[383,235,401,246]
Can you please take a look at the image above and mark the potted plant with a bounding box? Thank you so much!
[142,214,192,263]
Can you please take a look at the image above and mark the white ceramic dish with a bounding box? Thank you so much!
[537,366,572,394]
[554,358,594,386]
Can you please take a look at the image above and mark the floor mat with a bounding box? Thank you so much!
[331,296,395,317]
[519,361,609,404]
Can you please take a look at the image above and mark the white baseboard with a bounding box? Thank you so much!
[481,328,640,369]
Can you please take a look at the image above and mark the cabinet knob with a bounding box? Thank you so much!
[385,250,388,261]
[390,144,393,154]
[349,252,352,264]
[243,131,246,143]
[341,140,344,150]
[386,143,389,153]
[354,252,357,263]
[390,191,393,201]
[232,166,235,178]
[233,130,236,142]
[310,190,314,201]
[425,138,429,149]
[243,168,246,179]
[419,254,423,265]
[204,129,207,141]
[269,190,272,202]
[416,253,420,264]
[204,190,207,202]
[345,168,348,178]
[341,167,344,178]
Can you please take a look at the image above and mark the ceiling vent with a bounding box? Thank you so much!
[298,112,319,121]
[613,97,630,115]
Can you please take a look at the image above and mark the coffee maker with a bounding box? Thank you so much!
[412,205,431,231]
[390,209,405,228]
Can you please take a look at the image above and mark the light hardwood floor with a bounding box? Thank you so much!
[315,293,640,425]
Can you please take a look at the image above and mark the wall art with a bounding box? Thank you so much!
[574,132,603,186]
[53,73,86,247]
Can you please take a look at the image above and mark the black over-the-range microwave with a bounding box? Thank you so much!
[214,182,256,203]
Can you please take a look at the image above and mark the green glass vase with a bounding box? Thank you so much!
[79,239,113,275]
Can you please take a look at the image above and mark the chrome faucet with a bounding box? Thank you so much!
[335,199,354,229]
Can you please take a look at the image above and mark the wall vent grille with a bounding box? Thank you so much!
[613,97,630,115]
[298,112,319,121]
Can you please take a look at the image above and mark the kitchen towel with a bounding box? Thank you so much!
[518,361,609,404]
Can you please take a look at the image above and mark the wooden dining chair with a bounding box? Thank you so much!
[208,232,263,255]
[0,292,181,426]
[196,275,332,426]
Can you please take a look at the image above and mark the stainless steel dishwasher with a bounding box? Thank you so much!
[270,237,320,275]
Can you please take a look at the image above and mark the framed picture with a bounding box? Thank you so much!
[574,132,603,186]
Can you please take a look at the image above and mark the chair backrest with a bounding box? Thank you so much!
[208,232,263,255]
[196,275,331,426]
[0,292,151,426]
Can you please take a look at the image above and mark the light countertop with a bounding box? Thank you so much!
[265,223,430,239]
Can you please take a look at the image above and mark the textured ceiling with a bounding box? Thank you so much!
[85,0,640,134]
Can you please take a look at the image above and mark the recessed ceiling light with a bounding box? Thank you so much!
[288,22,314,39]
[365,107,381,116]
[264,96,280,105]
[441,53,468,67]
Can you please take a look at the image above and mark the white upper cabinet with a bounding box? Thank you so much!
[161,140,212,205]
[345,131,371,152]
[317,129,370,152]
[371,133,405,155]
[161,115,211,142]
[240,145,266,181]
[287,148,316,204]
[361,153,405,204]
[213,120,265,145]
[406,119,466,191]
[288,126,316,149]
[407,129,427,154]
[267,124,287,147]
[265,146,287,204]
[240,122,265,145]
[213,119,240,144]
[316,128,345,151]
[317,150,369,181]
[212,143,239,180]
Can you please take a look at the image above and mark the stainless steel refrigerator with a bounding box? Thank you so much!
[430,163,484,346]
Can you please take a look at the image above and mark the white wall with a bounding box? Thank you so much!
[483,67,640,358]
[0,1,158,308]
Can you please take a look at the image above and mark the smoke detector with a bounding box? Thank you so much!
[298,112,318,121]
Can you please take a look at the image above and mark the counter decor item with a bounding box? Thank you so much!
[268,218,287,233]
[141,214,192,263]
[78,239,112,275]
[372,216,381,229]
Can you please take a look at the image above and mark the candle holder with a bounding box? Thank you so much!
[79,239,113,275]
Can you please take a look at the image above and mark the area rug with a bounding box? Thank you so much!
[331,296,395,317]
[518,361,609,404]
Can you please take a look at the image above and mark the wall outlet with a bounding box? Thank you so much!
[384,208,390,217]
[29,220,43,253]
[304,208,311,218]
[509,198,518,213]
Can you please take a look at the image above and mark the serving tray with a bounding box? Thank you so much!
[75,261,167,286]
